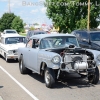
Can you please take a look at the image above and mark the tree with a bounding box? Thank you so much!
[11,16,24,33]
[30,27,35,30]
[0,13,16,32]
[45,0,100,32]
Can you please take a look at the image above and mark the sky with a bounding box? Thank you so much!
[0,0,52,25]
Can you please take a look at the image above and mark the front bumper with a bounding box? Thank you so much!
[7,54,18,59]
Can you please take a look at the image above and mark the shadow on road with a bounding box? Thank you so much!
[29,73,44,83]
[0,86,3,88]
[54,79,99,89]
[0,56,18,63]
[8,59,18,63]
[29,73,100,89]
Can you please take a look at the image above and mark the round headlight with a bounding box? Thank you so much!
[52,56,60,64]
[8,50,13,54]
[97,54,100,61]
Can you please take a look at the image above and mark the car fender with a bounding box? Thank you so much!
[38,50,61,71]
[86,49,100,67]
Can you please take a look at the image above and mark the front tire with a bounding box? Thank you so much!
[19,55,32,74]
[44,67,55,88]
[4,53,9,62]
[88,67,99,84]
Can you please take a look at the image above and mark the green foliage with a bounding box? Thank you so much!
[45,0,100,32]
[20,33,26,36]
[23,23,27,26]
[11,16,24,33]
[0,13,16,32]
[30,27,35,30]
[21,29,25,33]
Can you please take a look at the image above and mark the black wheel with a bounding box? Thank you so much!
[4,53,9,62]
[88,67,99,84]
[19,55,32,74]
[44,67,55,88]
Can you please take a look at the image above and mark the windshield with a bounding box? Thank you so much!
[90,32,100,41]
[6,30,17,34]
[40,36,79,49]
[5,37,25,44]
[34,31,47,35]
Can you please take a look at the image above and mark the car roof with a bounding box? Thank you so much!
[4,29,17,31]
[72,29,100,33]
[30,33,76,39]
[1,34,25,38]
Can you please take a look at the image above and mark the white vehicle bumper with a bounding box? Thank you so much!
[7,54,18,59]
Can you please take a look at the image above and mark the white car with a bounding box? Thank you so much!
[0,34,26,62]
[3,29,18,34]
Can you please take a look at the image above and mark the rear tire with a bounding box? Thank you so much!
[19,55,32,74]
[88,67,99,84]
[44,67,55,88]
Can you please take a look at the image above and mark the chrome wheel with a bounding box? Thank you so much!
[44,68,55,88]
[45,70,50,84]
[20,60,23,71]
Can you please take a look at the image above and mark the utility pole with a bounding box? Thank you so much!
[87,0,90,30]
[8,0,11,13]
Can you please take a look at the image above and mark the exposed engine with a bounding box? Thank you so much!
[60,45,95,72]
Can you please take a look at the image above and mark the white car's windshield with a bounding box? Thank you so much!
[40,36,79,49]
[6,30,17,34]
[5,37,25,44]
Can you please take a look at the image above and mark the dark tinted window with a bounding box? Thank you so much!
[90,32,100,41]
[6,30,17,34]
[34,32,46,35]
[81,32,88,39]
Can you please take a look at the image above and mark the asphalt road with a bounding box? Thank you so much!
[0,56,100,100]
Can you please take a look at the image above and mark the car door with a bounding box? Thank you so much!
[0,37,5,57]
[28,39,39,72]
[23,39,35,68]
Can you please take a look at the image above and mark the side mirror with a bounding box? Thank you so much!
[82,38,89,43]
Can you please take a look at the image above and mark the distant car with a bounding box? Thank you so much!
[3,29,18,34]
[18,34,99,88]
[71,29,100,51]
[0,34,26,62]
[26,30,47,42]
[50,32,58,34]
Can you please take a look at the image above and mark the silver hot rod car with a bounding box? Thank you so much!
[18,34,99,88]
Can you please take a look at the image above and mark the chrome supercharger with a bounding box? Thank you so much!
[64,54,88,71]
[60,45,91,72]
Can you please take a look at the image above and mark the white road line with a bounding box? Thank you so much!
[0,66,39,100]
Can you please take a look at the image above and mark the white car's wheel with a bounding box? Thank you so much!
[44,68,55,88]
[19,55,32,74]
[4,53,8,62]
